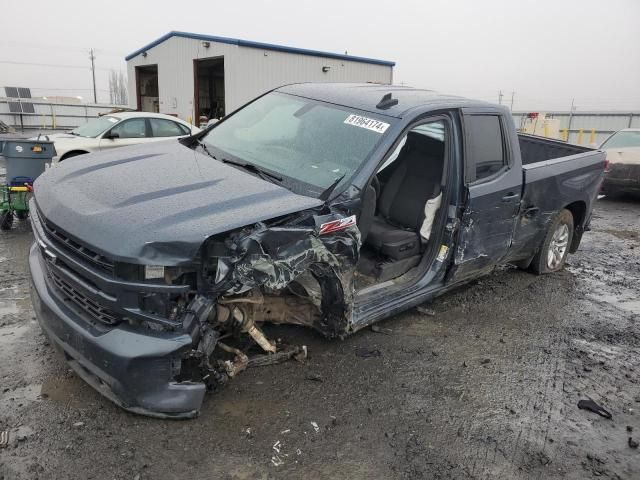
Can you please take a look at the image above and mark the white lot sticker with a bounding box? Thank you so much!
[436,245,449,262]
[344,114,390,134]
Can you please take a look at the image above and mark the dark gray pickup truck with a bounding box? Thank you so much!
[28,83,606,418]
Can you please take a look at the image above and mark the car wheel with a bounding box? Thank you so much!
[0,211,14,230]
[530,209,574,275]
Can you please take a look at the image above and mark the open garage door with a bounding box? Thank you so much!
[194,57,225,128]
[135,65,159,112]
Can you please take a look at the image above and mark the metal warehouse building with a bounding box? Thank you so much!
[125,31,395,124]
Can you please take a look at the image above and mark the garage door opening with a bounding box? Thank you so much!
[135,65,159,112]
[194,57,225,128]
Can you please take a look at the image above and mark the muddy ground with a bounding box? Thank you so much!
[0,196,638,480]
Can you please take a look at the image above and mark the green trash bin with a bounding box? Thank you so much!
[1,138,56,230]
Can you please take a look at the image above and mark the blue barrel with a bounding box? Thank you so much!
[1,139,56,185]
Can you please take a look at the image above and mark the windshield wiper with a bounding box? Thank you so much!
[69,131,80,136]
[318,174,345,201]
[221,158,283,183]
[197,140,217,160]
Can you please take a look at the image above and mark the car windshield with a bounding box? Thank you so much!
[201,92,392,197]
[71,116,120,138]
[601,130,640,149]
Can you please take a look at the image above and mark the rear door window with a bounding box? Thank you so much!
[466,115,506,182]
[150,118,187,137]
[110,118,147,138]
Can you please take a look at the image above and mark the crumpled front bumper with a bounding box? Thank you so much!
[29,244,205,418]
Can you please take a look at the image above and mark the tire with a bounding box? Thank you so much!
[530,209,574,275]
[0,211,14,231]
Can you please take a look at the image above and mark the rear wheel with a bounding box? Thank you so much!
[0,211,14,230]
[530,209,574,275]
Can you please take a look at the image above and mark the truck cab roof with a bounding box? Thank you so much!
[276,83,499,118]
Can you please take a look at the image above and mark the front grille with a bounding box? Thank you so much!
[48,262,120,326]
[41,215,114,275]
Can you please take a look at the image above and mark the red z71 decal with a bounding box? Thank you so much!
[319,215,357,235]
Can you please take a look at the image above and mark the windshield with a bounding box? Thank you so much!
[201,92,392,197]
[71,116,120,137]
[601,130,640,149]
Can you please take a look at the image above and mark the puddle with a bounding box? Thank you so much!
[40,375,87,405]
[0,323,30,347]
[572,338,623,361]
[586,291,640,315]
[0,384,42,410]
[0,300,19,316]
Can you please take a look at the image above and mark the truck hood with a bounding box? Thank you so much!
[34,141,323,264]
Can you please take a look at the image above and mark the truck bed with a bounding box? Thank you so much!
[510,134,606,262]
[518,133,591,165]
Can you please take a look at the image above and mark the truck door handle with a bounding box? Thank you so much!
[502,192,519,202]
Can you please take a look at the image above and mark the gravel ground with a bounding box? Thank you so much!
[0,196,638,480]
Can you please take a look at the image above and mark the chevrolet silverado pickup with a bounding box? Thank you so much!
[28,83,606,418]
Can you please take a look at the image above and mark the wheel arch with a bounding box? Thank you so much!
[563,200,587,253]
[59,150,89,161]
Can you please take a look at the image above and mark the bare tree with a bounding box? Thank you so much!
[108,70,128,105]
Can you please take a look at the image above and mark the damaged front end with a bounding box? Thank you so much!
[137,209,360,415]
[30,181,360,418]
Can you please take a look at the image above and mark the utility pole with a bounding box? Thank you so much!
[510,91,515,110]
[498,90,503,105]
[567,97,575,137]
[89,48,97,104]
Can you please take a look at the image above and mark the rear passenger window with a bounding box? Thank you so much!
[150,118,187,137]
[466,115,506,181]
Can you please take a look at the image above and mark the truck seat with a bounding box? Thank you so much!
[365,132,443,260]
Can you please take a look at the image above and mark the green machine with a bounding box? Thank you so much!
[0,138,56,230]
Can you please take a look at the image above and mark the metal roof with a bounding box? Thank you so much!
[125,31,396,66]
[277,83,496,118]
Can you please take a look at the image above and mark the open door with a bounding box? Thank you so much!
[193,57,225,128]
[448,109,522,281]
[135,65,159,112]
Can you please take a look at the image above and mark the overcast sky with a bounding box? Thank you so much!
[2,0,639,111]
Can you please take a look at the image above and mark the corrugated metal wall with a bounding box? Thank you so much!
[512,111,639,145]
[127,36,393,121]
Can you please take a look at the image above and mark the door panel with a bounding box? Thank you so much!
[98,118,154,150]
[449,110,522,281]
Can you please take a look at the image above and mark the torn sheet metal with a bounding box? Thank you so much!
[213,212,361,337]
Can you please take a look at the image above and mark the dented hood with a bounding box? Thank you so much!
[34,141,323,264]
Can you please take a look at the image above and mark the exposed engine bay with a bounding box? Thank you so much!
[165,208,361,392]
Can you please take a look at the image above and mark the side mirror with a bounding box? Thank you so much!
[104,131,119,140]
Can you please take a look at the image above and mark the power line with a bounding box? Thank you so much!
[0,60,115,71]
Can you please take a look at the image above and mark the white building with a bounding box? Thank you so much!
[125,31,394,124]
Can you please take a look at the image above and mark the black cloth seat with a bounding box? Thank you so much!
[365,131,443,260]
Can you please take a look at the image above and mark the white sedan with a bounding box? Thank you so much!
[44,112,200,162]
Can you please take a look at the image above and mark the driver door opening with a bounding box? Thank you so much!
[355,120,449,290]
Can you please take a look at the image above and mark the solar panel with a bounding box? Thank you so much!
[4,87,19,98]
[4,86,34,114]
[8,101,22,113]
[17,87,31,99]
[21,102,35,113]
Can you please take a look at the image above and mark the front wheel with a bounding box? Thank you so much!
[530,209,574,275]
[0,211,14,231]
